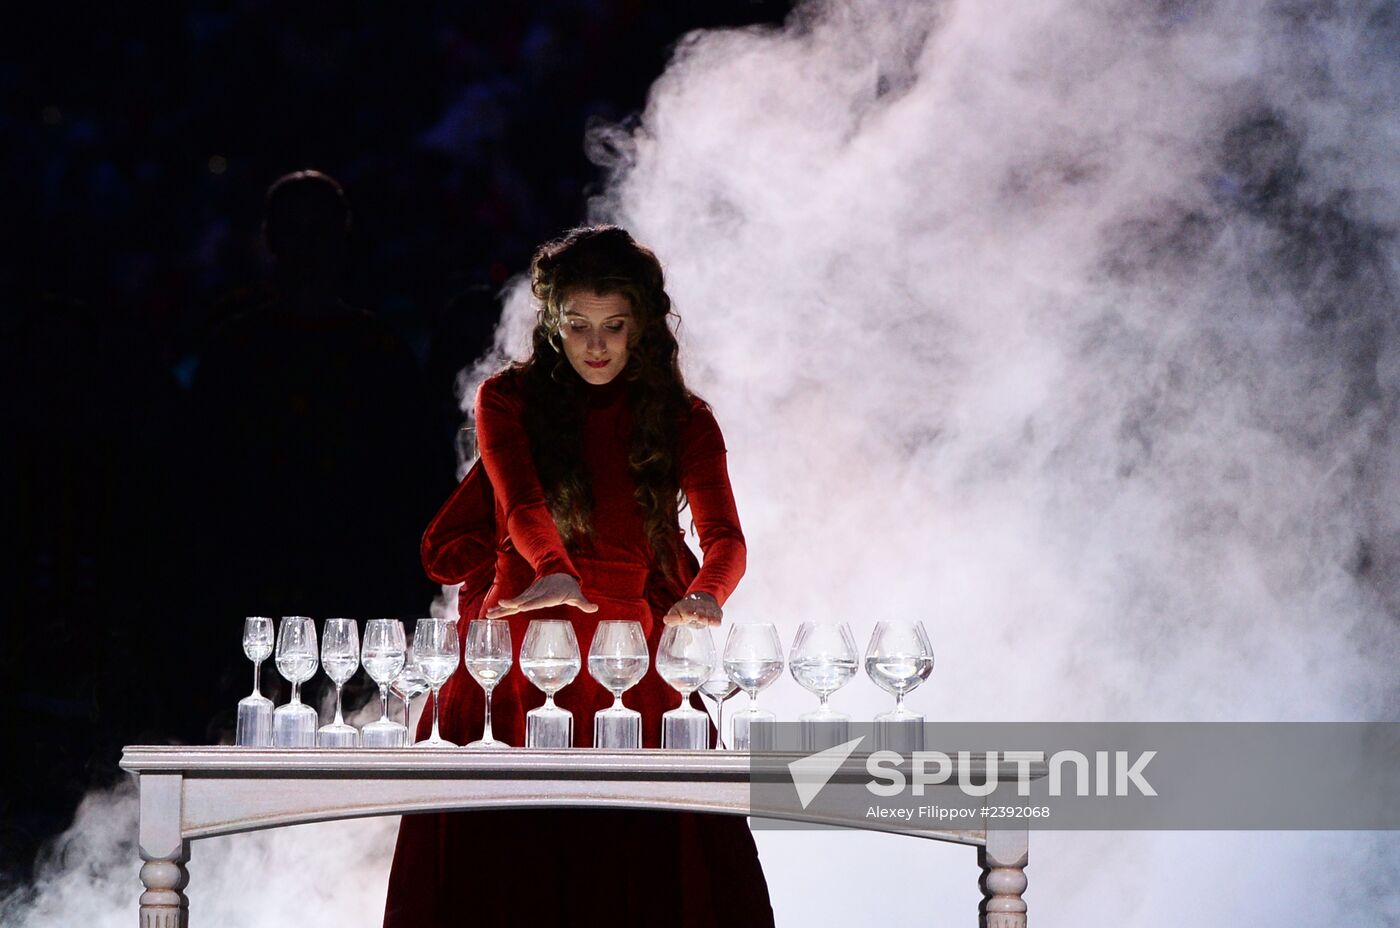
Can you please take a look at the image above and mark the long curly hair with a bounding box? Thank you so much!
[512,225,695,578]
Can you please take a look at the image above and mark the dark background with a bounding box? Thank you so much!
[0,0,790,889]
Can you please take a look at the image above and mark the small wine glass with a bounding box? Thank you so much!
[361,619,408,748]
[657,625,716,750]
[236,616,275,746]
[723,623,784,752]
[789,621,858,750]
[272,616,319,747]
[587,621,648,749]
[464,619,512,749]
[865,620,934,751]
[520,620,580,748]
[413,618,460,747]
[697,672,739,750]
[316,618,360,747]
[390,644,431,734]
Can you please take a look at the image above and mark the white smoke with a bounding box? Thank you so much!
[8,1,1399,925]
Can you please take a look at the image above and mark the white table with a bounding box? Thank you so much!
[120,746,1041,927]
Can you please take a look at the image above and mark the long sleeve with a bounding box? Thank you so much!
[678,402,746,605]
[473,375,579,581]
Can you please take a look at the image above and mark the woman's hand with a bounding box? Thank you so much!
[664,591,722,627]
[485,573,598,619]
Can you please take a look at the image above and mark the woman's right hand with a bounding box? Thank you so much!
[484,572,599,619]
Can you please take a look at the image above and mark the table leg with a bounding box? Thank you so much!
[139,842,189,928]
[979,827,1028,928]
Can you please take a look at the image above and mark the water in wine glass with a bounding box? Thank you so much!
[789,656,858,696]
[865,655,934,694]
[520,655,581,693]
[587,654,648,693]
[723,656,783,692]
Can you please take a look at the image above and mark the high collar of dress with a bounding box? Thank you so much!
[583,374,628,408]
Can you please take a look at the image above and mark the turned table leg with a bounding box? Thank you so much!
[137,774,189,927]
[139,844,189,928]
[979,826,1028,928]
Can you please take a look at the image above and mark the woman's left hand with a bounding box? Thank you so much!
[664,591,722,627]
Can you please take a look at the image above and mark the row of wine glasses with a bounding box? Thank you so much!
[235,616,459,748]
[235,615,934,750]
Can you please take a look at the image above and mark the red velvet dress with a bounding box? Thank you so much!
[382,370,775,928]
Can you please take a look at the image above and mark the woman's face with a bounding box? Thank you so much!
[558,289,634,385]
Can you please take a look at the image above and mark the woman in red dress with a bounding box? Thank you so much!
[383,226,775,927]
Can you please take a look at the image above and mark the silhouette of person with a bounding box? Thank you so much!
[191,171,453,738]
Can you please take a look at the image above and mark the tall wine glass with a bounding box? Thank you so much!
[361,619,408,747]
[723,623,784,752]
[865,620,934,751]
[587,621,648,749]
[236,617,275,746]
[464,619,512,749]
[273,616,318,747]
[520,620,580,748]
[657,625,716,750]
[413,618,459,747]
[789,621,858,750]
[316,618,360,747]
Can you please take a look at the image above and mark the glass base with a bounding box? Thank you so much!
[235,695,273,747]
[798,709,851,753]
[316,723,359,748]
[464,737,510,749]
[272,703,318,748]
[414,734,457,748]
[525,705,573,748]
[593,707,642,749]
[662,707,709,750]
[731,708,777,752]
[361,719,408,748]
[874,710,925,753]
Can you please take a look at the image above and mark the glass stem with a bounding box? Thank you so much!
[400,692,411,728]
[334,683,345,725]
[378,683,389,723]
[430,686,442,742]
[818,692,829,709]
[895,691,905,713]
[715,699,725,749]
[291,680,301,705]
[252,660,262,698]
[612,693,625,711]
[482,686,494,742]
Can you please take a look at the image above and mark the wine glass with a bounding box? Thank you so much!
[361,619,408,748]
[272,616,319,747]
[413,618,459,747]
[789,621,858,750]
[390,642,431,735]
[520,620,580,748]
[316,618,360,747]
[696,672,739,750]
[464,619,512,749]
[587,621,648,749]
[236,617,275,746]
[722,623,784,752]
[865,620,934,751]
[657,625,716,750]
